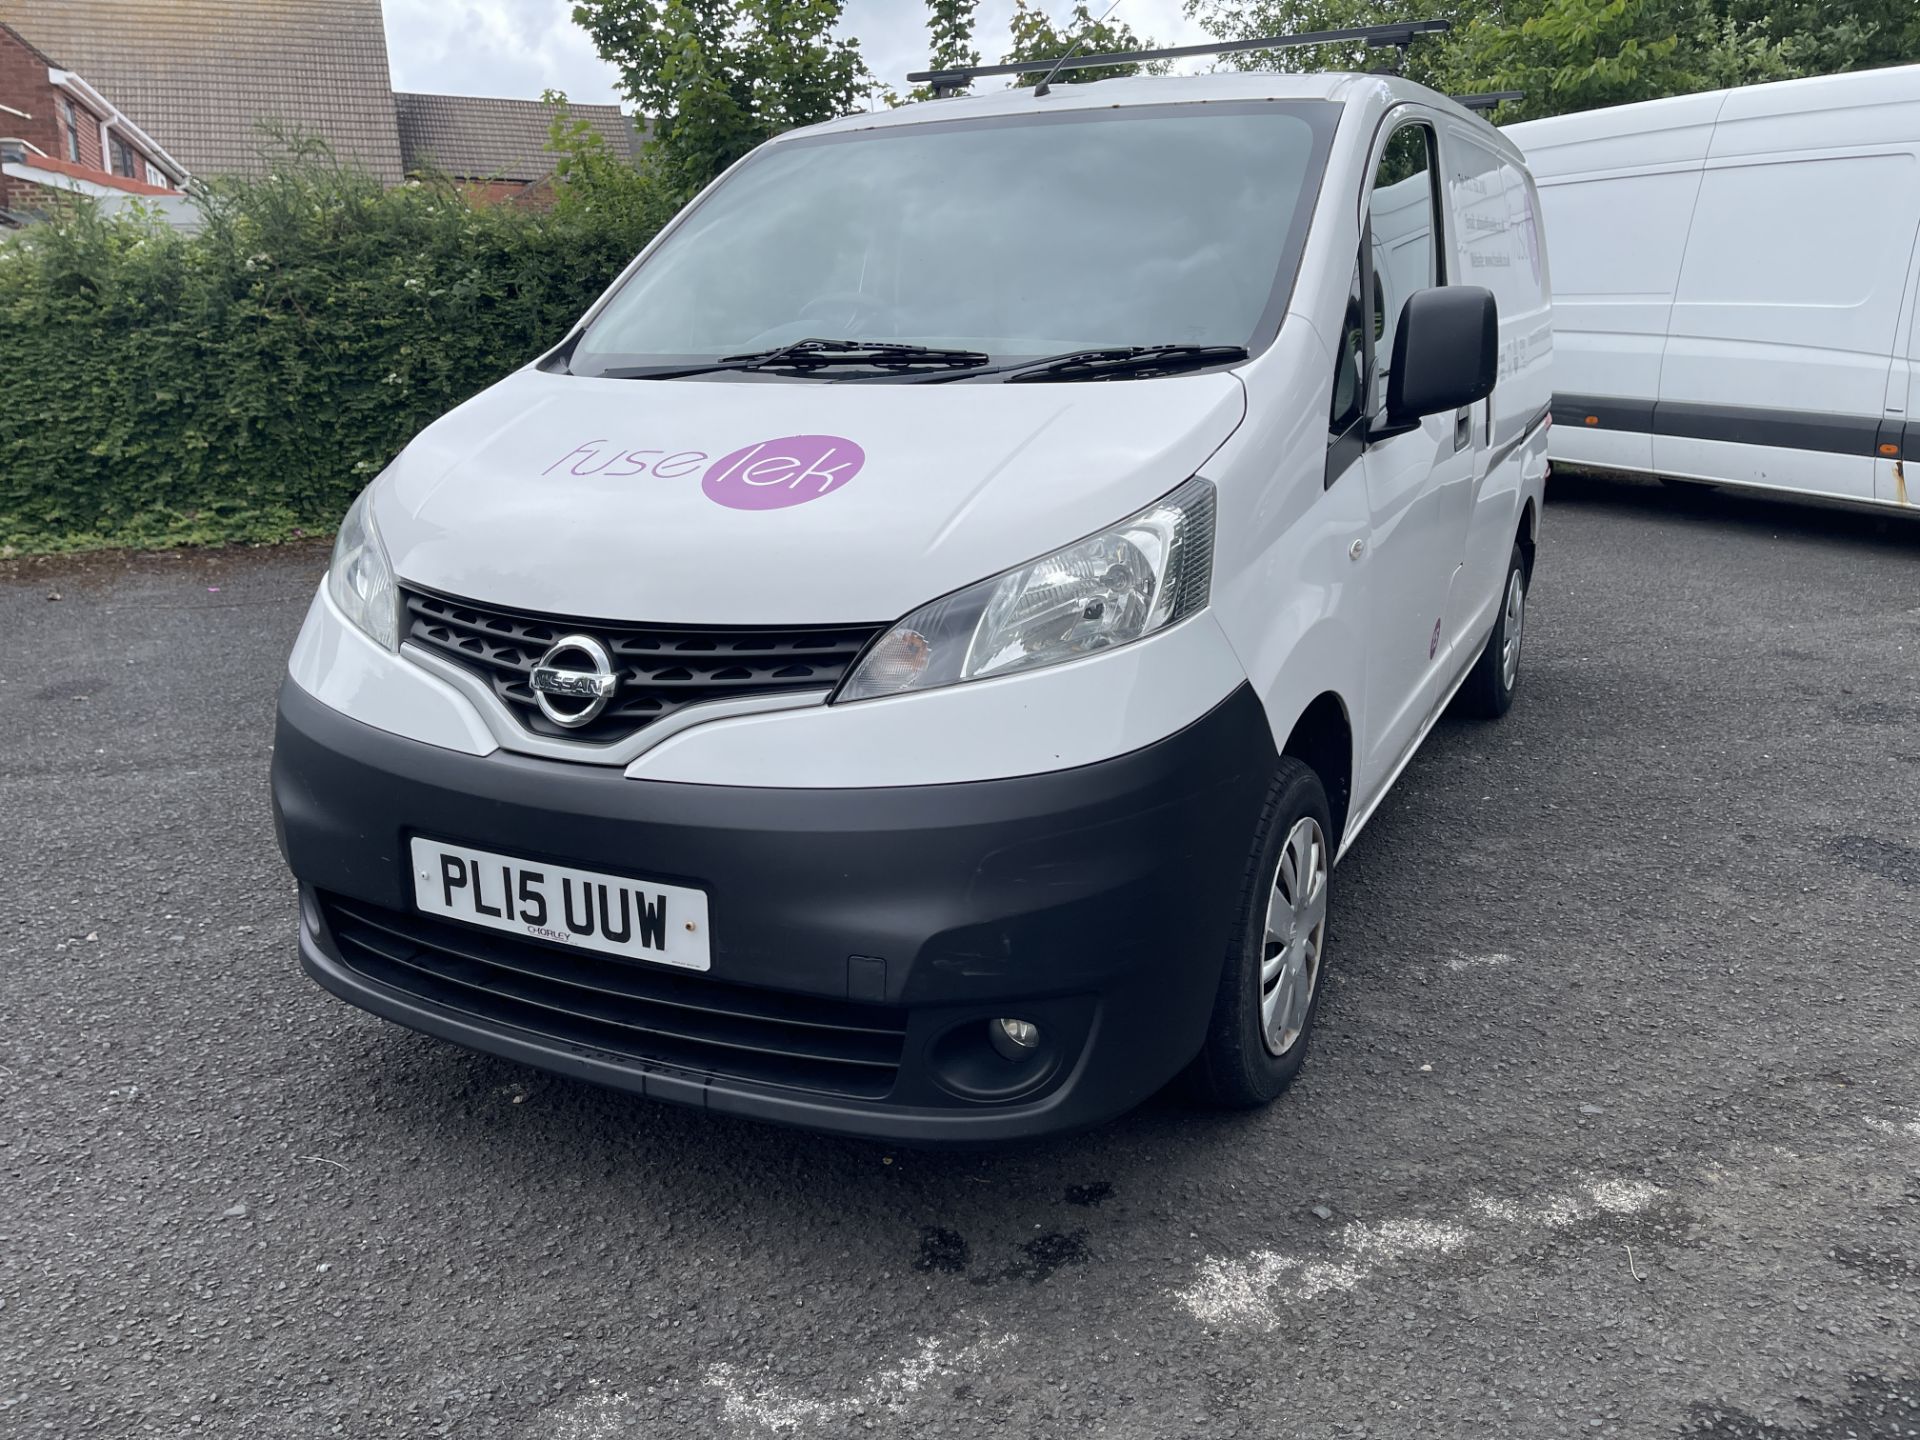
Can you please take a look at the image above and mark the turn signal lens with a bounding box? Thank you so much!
[848,628,930,697]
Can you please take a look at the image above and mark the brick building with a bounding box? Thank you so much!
[0,21,186,224]
[0,0,406,183]
[0,0,646,212]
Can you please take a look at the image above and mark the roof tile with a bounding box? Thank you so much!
[0,0,406,182]
[394,92,643,184]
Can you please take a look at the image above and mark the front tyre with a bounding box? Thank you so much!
[1189,758,1333,1109]
[1455,543,1527,719]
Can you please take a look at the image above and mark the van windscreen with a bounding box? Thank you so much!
[567,102,1336,379]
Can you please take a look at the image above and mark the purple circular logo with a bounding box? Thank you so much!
[702,434,865,510]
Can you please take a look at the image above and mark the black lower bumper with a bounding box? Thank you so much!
[272,677,1276,1143]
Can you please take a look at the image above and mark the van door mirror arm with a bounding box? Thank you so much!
[1366,410,1422,444]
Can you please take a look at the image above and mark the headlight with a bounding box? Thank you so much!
[327,487,399,650]
[838,476,1216,702]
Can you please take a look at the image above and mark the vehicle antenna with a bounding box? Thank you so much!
[1034,0,1128,99]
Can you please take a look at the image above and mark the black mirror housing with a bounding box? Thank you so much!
[1381,285,1498,429]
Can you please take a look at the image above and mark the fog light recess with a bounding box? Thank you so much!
[928,1014,1062,1103]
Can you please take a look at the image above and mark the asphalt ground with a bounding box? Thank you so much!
[2,471,1917,1440]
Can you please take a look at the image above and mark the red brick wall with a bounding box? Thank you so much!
[2,28,176,204]
[460,177,558,209]
[0,25,61,163]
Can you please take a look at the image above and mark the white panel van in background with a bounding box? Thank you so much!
[1508,65,1920,512]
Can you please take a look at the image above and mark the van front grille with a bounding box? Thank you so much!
[321,895,908,1099]
[400,587,883,744]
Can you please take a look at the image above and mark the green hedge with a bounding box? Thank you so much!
[0,137,675,554]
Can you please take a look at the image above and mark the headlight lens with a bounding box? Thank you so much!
[838,476,1216,702]
[327,487,398,650]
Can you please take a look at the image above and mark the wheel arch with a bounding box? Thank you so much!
[1278,690,1354,855]
[1516,497,1539,584]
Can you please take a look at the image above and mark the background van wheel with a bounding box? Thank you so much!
[1188,758,1333,1109]
[1455,543,1527,719]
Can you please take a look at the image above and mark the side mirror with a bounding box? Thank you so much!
[1374,286,1498,440]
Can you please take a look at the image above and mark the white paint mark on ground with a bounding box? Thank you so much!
[1866,1115,1920,1139]
[1447,951,1515,971]
[1180,1176,1665,1331]
[1182,1217,1471,1327]
[1468,1177,1662,1230]
[546,1334,1017,1437]
[703,1332,1017,1434]
[547,1383,637,1440]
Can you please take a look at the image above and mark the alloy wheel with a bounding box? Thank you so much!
[1500,567,1526,692]
[1261,816,1328,1056]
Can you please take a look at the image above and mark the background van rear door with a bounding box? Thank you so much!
[1880,236,1920,508]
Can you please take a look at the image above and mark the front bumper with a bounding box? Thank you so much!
[272,678,1277,1143]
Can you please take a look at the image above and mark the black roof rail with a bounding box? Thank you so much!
[1452,90,1525,113]
[909,20,1453,99]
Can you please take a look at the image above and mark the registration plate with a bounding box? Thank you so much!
[409,837,711,971]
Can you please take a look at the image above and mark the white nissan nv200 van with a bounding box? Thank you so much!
[1508,65,1920,512]
[272,57,1552,1143]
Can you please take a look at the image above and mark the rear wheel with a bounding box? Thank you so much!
[1189,758,1333,1109]
[1454,543,1527,719]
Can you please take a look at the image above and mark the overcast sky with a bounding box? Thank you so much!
[382,1,1216,107]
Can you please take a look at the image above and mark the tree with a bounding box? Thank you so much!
[542,90,680,240]
[571,0,877,195]
[1183,0,1920,121]
[905,0,981,101]
[1182,0,1489,90]
[1717,0,1920,79]
[927,0,981,71]
[1466,0,1734,118]
[1002,0,1163,87]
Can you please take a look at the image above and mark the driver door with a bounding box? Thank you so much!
[1350,118,1478,798]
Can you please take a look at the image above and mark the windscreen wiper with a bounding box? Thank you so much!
[1002,344,1250,383]
[880,343,1251,385]
[598,338,991,380]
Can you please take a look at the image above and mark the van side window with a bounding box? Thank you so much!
[1368,123,1441,412]
[1325,254,1369,486]
[1329,258,1367,438]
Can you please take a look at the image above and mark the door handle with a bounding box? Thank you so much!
[1454,408,1473,452]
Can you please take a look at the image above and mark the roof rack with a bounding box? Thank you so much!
[909,20,1453,99]
[1452,90,1525,113]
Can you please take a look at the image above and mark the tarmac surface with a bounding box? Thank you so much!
[2,472,1917,1438]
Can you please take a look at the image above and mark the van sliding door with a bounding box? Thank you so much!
[1442,124,1552,660]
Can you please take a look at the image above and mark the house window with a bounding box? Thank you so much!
[145,160,167,188]
[109,134,137,178]
[60,96,81,162]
